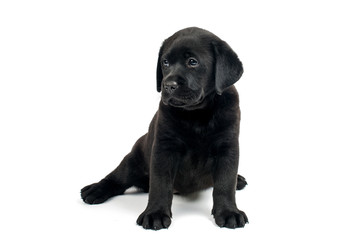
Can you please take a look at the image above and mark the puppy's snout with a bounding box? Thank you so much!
[164,81,178,94]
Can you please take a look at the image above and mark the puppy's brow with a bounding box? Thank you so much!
[184,52,194,58]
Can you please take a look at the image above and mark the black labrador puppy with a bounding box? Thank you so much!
[81,27,248,230]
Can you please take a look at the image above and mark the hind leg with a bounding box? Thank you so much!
[81,137,149,204]
[81,178,127,204]
[236,174,247,190]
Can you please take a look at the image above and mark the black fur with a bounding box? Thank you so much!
[81,27,248,230]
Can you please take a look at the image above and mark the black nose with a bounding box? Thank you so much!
[164,81,178,94]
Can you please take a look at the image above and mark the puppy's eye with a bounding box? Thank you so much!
[162,59,170,67]
[187,58,199,67]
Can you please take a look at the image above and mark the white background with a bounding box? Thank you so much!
[1,0,345,239]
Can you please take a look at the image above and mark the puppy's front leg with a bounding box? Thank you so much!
[212,143,248,229]
[137,144,178,230]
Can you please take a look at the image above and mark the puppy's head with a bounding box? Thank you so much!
[156,27,243,110]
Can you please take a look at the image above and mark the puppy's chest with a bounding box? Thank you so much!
[172,114,226,164]
[172,122,223,193]
[178,133,216,174]
[176,118,223,155]
[174,148,214,194]
[181,117,218,138]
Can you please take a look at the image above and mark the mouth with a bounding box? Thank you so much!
[163,90,205,109]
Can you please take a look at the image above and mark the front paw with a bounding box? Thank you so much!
[136,209,171,230]
[212,208,248,229]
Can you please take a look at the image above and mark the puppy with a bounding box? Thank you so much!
[81,27,248,230]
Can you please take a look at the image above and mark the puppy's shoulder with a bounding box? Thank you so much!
[217,86,239,108]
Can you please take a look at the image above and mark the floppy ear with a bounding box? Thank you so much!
[213,40,243,95]
[156,45,164,92]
